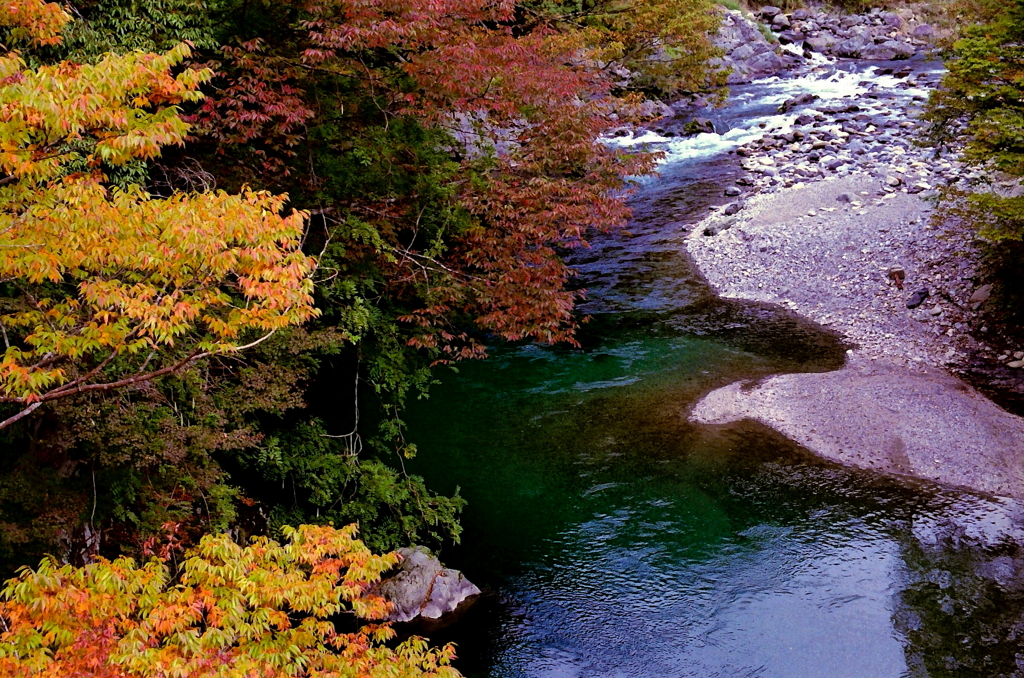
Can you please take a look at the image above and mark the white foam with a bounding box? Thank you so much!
[605,61,941,168]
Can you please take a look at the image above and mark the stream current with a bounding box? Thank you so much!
[396,57,1024,677]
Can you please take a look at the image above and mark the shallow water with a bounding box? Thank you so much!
[400,56,1024,678]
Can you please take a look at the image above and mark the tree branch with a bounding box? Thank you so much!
[0,402,42,430]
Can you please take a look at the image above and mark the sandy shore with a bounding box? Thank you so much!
[685,173,1024,499]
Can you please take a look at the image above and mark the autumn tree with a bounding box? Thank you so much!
[174,0,671,543]
[0,0,723,565]
[0,1,317,430]
[0,524,460,678]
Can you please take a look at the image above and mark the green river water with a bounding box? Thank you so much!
[396,58,1024,677]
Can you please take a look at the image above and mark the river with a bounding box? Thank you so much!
[400,56,1024,678]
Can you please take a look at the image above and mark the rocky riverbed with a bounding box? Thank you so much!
[675,6,1024,498]
[683,53,1024,404]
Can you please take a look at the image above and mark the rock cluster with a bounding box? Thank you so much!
[714,5,937,86]
[731,70,947,192]
[757,5,932,61]
[714,10,790,84]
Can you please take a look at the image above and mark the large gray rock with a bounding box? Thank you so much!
[833,34,872,58]
[912,23,935,39]
[690,357,1024,499]
[804,33,838,53]
[375,546,481,622]
[861,40,916,61]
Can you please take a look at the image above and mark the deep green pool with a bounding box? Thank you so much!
[404,318,1024,678]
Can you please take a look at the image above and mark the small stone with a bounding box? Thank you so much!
[703,227,718,237]
[724,186,741,196]
[906,288,929,309]
[1009,361,1024,369]
[837,192,857,203]
[970,284,993,303]
[723,202,743,216]
[1016,351,1024,360]
[929,306,943,316]
[807,209,817,216]
[886,176,902,187]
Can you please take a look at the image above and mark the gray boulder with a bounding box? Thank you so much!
[912,23,935,39]
[881,11,903,29]
[861,40,915,60]
[805,33,838,53]
[833,35,872,58]
[375,546,481,622]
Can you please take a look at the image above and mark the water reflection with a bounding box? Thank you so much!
[404,333,1024,678]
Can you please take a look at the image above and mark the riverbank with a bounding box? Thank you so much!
[685,160,1024,498]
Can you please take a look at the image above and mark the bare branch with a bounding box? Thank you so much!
[0,402,42,430]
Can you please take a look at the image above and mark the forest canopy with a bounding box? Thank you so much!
[0,0,722,575]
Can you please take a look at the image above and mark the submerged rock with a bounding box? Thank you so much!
[375,546,481,623]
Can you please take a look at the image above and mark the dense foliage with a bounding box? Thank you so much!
[926,0,1024,242]
[0,0,723,574]
[0,524,459,677]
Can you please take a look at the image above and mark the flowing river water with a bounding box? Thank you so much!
[397,57,1024,677]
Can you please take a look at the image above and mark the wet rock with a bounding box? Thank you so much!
[683,117,716,135]
[375,546,481,623]
[723,202,743,216]
[725,186,742,196]
[777,30,804,45]
[778,92,818,113]
[907,288,930,309]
